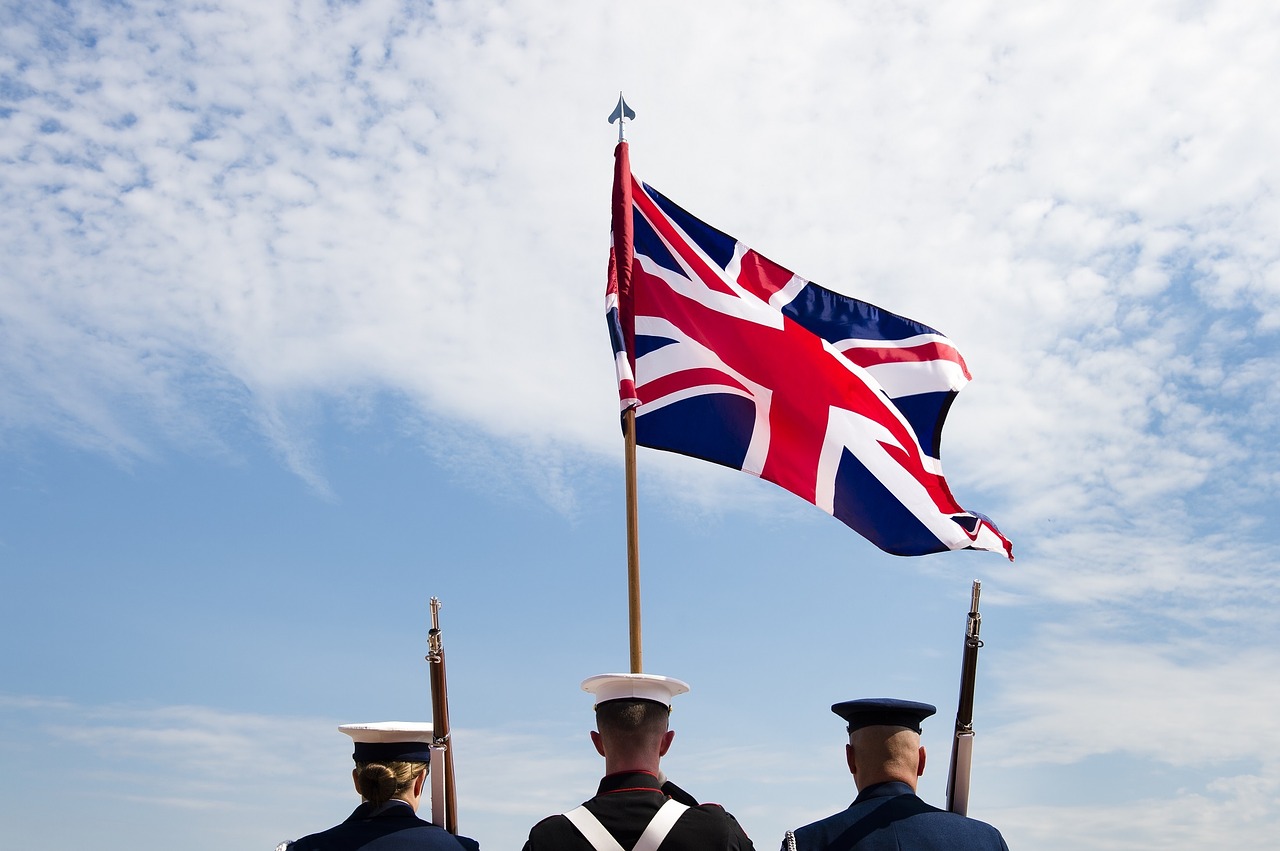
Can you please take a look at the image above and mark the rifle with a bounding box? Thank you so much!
[426,597,458,834]
[945,580,983,816]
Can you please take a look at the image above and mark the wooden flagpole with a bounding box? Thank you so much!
[623,406,642,673]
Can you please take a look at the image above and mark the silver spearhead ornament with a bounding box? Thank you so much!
[609,91,636,142]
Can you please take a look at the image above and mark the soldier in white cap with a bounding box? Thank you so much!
[522,673,756,850]
[280,721,479,851]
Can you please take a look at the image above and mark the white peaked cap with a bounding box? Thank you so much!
[338,721,435,763]
[581,673,691,708]
[338,721,434,742]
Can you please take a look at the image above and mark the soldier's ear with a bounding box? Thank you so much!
[590,730,606,757]
[917,745,926,778]
[845,743,857,777]
[658,729,675,756]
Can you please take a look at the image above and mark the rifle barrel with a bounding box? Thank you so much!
[946,580,983,815]
[427,597,458,834]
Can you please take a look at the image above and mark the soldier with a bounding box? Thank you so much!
[782,699,1008,851]
[281,721,479,851]
[523,673,756,850]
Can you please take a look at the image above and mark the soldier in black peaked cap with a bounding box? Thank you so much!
[782,699,1008,851]
[281,721,479,851]
[522,673,756,851]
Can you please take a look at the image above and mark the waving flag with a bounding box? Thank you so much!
[606,142,1012,559]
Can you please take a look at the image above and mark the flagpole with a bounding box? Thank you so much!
[623,406,643,673]
[609,92,642,673]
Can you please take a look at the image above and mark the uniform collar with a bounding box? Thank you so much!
[348,799,418,822]
[596,770,664,796]
[853,780,917,803]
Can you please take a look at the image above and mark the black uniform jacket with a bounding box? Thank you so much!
[785,781,1008,851]
[290,799,480,851]
[523,770,755,850]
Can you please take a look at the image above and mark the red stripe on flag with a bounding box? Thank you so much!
[736,250,794,301]
[640,368,752,405]
[839,341,972,380]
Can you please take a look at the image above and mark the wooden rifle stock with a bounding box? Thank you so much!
[427,597,458,834]
[945,580,983,816]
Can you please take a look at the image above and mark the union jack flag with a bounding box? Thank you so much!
[606,142,1012,559]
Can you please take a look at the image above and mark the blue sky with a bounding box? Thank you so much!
[3,1,1280,848]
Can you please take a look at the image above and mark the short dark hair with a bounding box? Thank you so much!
[595,699,670,738]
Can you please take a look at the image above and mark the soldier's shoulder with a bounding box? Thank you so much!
[452,833,482,851]
[910,808,1008,850]
[687,799,747,821]
[524,811,576,843]
[956,813,1008,847]
[680,800,754,845]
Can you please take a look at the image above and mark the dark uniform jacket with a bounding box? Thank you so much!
[785,781,1008,851]
[290,800,480,851]
[523,770,755,850]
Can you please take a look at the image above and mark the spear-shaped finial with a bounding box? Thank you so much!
[608,91,636,143]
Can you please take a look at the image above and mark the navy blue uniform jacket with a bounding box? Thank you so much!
[523,770,755,850]
[291,800,479,851]
[786,781,1008,851]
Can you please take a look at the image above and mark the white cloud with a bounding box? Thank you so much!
[991,636,1280,767]
[4,0,1277,518]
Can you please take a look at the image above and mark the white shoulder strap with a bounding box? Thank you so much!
[634,799,690,851]
[563,806,626,851]
[562,799,690,851]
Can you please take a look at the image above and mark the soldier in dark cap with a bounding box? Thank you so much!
[280,721,479,851]
[523,673,756,851]
[782,699,1008,851]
